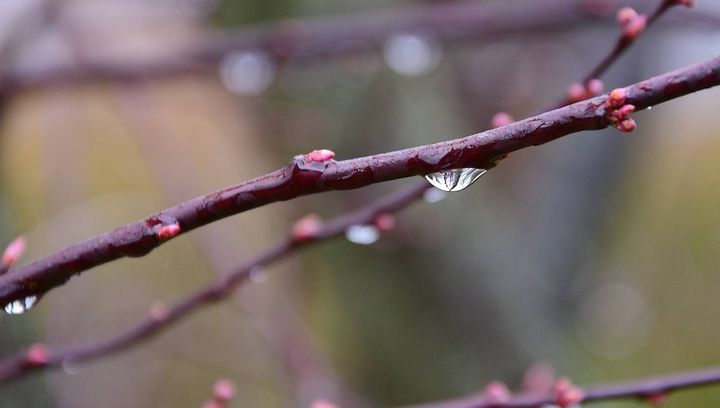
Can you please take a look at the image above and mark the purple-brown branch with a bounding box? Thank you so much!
[0,181,428,382]
[0,0,709,95]
[408,365,720,408]
[1,54,719,308]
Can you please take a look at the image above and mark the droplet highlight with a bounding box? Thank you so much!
[424,168,487,192]
[4,295,38,315]
[219,50,276,96]
[249,267,268,283]
[345,225,380,245]
[383,33,442,77]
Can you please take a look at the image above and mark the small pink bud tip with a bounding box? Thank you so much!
[156,223,181,241]
[567,83,587,103]
[585,79,604,96]
[149,301,169,321]
[2,236,26,267]
[310,400,339,408]
[617,7,639,25]
[483,381,511,403]
[607,88,628,108]
[490,112,514,128]
[25,343,50,366]
[373,213,396,232]
[616,117,637,132]
[306,149,336,163]
[213,379,236,402]
[292,214,322,242]
[554,377,584,408]
[646,392,669,406]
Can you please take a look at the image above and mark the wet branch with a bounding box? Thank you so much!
[408,365,720,408]
[1,54,719,308]
[0,181,429,382]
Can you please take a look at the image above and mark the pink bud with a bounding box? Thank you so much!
[585,79,604,96]
[306,149,336,163]
[149,301,169,321]
[2,236,26,267]
[617,7,639,25]
[616,117,637,132]
[373,213,396,232]
[623,14,647,39]
[213,379,236,403]
[156,223,181,241]
[25,343,50,366]
[310,400,339,408]
[292,214,322,242]
[646,392,669,406]
[483,381,511,404]
[617,104,636,117]
[554,377,584,408]
[607,88,627,108]
[567,83,587,103]
[491,112,514,128]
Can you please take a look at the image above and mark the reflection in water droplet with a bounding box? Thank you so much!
[646,106,653,110]
[423,187,448,203]
[383,33,442,77]
[345,225,380,245]
[249,267,268,283]
[219,51,276,96]
[4,295,38,315]
[424,168,487,192]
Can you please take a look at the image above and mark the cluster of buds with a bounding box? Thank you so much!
[617,7,647,39]
[201,379,236,408]
[567,79,604,103]
[554,377,584,408]
[605,88,637,132]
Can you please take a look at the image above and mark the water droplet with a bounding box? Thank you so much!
[383,33,442,76]
[424,168,487,192]
[345,225,380,245]
[249,266,268,283]
[4,295,38,315]
[423,187,448,203]
[219,50,276,96]
[646,106,653,110]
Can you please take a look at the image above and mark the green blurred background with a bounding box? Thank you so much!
[1,0,720,407]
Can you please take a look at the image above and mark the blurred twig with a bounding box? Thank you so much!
[0,54,718,308]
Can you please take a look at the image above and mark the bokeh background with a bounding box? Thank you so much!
[1,0,720,407]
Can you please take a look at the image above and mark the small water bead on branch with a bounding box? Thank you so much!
[4,295,38,315]
[424,168,487,192]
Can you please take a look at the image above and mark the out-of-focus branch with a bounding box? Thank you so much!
[0,181,428,383]
[0,0,710,94]
[0,54,718,308]
[407,365,720,408]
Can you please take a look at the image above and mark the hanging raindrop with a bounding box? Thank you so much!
[4,295,38,315]
[345,225,380,245]
[383,33,442,77]
[219,50,276,96]
[424,168,487,192]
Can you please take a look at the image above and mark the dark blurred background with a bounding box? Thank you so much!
[1,0,720,407]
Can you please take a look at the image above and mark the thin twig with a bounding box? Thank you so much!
[0,54,718,307]
[406,365,720,408]
[0,181,428,382]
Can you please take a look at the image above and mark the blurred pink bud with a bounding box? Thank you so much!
[25,343,49,366]
[213,379,236,402]
[2,236,26,267]
[292,214,322,242]
[156,224,181,241]
[616,117,637,132]
[567,83,587,103]
[373,213,396,232]
[306,149,336,163]
[521,363,556,394]
[617,7,638,25]
[483,381,511,403]
[617,7,646,39]
[491,112,514,128]
[585,79,604,96]
[554,377,584,408]
[149,302,169,321]
[646,391,669,406]
[310,399,339,408]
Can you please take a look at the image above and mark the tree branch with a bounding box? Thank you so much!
[1,54,718,308]
[0,181,428,382]
[407,365,720,408]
